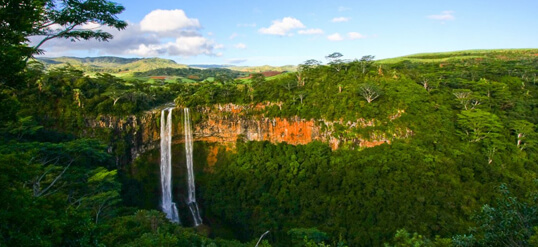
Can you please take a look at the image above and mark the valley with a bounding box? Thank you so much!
[5,49,537,246]
[2,1,538,246]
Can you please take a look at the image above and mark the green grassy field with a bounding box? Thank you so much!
[377,48,538,64]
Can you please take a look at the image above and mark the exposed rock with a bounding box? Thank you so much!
[87,103,412,163]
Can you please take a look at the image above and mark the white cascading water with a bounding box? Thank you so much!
[160,108,180,224]
[184,108,203,226]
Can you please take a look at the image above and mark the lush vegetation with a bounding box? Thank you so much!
[0,1,260,246]
[174,50,538,245]
[133,67,248,82]
[37,56,188,74]
[2,0,538,246]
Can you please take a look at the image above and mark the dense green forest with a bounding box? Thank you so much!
[185,50,538,246]
[2,0,538,246]
[132,67,248,82]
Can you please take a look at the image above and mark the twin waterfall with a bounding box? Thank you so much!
[160,108,179,223]
[184,108,203,226]
[159,107,202,226]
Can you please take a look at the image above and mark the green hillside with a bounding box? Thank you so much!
[377,48,538,63]
[3,48,538,246]
[36,56,298,75]
[3,0,538,246]
[37,56,188,74]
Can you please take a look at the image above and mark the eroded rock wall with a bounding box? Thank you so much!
[89,103,411,162]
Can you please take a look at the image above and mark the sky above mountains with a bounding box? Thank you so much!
[34,0,538,66]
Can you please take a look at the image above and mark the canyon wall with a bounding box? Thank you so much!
[86,103,412,163]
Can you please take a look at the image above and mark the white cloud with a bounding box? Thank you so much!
[140,9,200,32]
[127,36,217,57]
[348,32,365,40]
[126,44,161,57]
[259,17,305,36]
[331,17,350,23]
[168,36,217,56]
[81,22,101,30]
[327,33,344,41]
[234,43,247,49]
[338,6,351,12]
[427,11,455,21]
[47,23,64,31]
[298,28,324,35]
[34,11,220,58]
[32,22,161,54]
[229,32,238,39]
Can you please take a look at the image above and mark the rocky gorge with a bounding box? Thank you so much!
[85,102,412,167]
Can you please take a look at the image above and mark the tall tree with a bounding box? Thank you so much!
[359,83,382,103]
[0,0,42,88]
[359,55,375,74]
[29,0,127,58]
[0,0,127,86]
[457,109,503,143]
[325,52,345,72]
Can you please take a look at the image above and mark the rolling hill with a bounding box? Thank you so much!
[377,48,538,64]
[36,56,188,74]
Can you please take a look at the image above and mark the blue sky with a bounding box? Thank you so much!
[36,0,538,66]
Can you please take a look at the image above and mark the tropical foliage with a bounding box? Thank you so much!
[1,1,538,246]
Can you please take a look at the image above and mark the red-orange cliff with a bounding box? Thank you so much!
[88,103,411,161]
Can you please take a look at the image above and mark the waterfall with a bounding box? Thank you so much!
[184,108,203,226]
[160,108,180,224]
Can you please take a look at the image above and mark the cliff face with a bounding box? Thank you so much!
[87,103,412,162]
[190,103,411,150]
[84,112,161,163]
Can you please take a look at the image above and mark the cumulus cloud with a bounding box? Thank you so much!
[229,32,238,39]
[298,28,324,35]
[31,23,160,54]
[348,32,365,40]
[331,17,350,23]
[81,22,102,30]
[140,9,200,32]
[127,36,216,57]
[168,36,216,56]
[234,43,247,49]
[327,33,344,41]
[33,9,221,58]
[259,17,305,36]
[427,11,455,21]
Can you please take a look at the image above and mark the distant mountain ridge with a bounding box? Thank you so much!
[189,64,297,72]
[39,56,145,64]
[36,49,537,75]
[189,64,231,69]
[36,56,188,74]
[36,56,297,75]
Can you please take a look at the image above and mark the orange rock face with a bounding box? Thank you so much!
[193,117,319,145]
[178,104,409,150]
[98,103,412,162]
